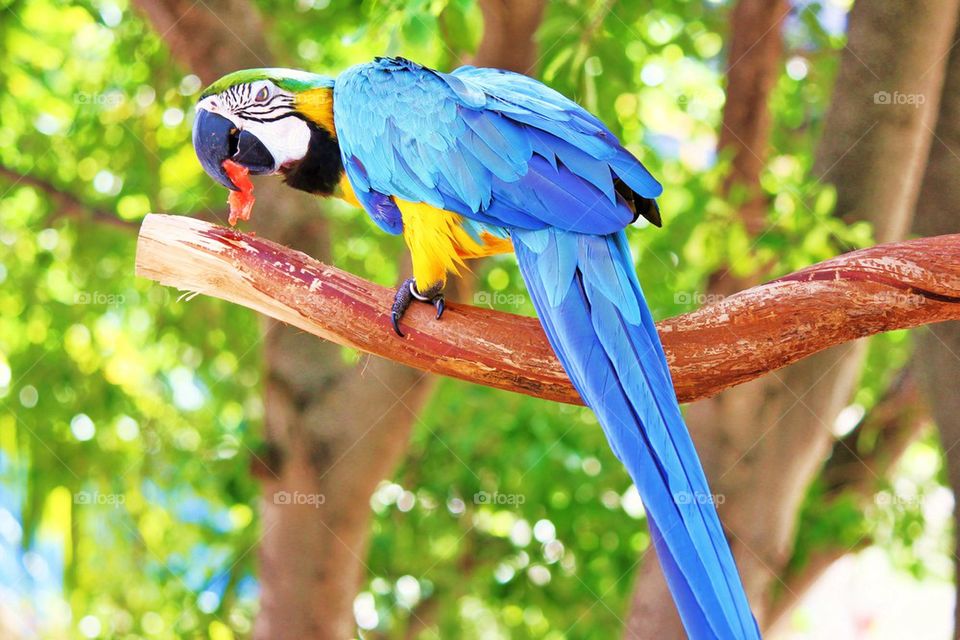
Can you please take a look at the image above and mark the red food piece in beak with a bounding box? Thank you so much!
[222,159,255,226]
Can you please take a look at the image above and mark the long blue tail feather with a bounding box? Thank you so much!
[513,227,760,639]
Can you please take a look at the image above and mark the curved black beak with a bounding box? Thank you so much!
[192,109,276,191]
[193,110,239,190]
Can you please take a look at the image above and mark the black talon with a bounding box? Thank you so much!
[390,277,445,337]
[391,277,415,337]
[391,311,405,338]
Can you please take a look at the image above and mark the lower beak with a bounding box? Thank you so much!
[192,110,277,190]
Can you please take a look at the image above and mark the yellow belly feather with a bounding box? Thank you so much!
[336,176,512,287]
[395,199,513,287]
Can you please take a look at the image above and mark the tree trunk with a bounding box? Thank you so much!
[474,0,547,72]
[626,1,958,637]
[717,0,789,235]
[911,14,960,634]
[817,1,953,244]
[131,0,545,636]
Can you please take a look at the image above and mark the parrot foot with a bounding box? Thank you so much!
[391,277,445,337]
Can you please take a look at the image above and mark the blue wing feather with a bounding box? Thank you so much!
[333,57,661,234]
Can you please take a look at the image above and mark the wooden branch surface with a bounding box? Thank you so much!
[135,214,960,405]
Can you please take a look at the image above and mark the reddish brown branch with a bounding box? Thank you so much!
[135,214,960,405]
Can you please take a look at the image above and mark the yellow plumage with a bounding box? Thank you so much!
[336,173,362,207]
[394,199,513,287]
[336,177,512,289]
[294,88,336,137]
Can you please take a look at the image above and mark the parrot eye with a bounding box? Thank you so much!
[254,86,269,103]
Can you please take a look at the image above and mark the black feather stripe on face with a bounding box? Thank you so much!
[280,117,343,195]
[237,94,295,121]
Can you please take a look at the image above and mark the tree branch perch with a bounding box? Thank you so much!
[135,214,960,405]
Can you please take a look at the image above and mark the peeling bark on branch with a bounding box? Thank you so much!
[136,214,960,406]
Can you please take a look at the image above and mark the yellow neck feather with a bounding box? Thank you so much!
[294,88,336,137]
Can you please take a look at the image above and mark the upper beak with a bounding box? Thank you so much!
[192,109,277,191]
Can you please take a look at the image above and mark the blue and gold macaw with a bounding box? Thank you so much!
[192,57,760,638]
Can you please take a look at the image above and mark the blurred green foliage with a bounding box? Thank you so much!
[0,0,948,638]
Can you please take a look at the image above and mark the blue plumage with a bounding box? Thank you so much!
[334,57,759,638]
[334,57,661,236]
[515,229,759,638]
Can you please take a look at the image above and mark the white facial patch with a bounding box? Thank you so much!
[243,117,310,170]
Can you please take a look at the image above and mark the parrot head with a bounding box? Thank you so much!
[192,68,342,195]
